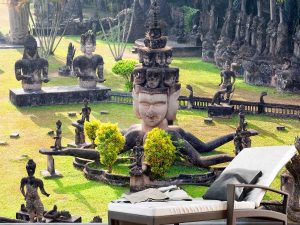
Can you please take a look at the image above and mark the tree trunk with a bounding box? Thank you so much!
[241,0,247,14]
[8,1,29,45]
[228,0,233,10]
[279,5,284,24]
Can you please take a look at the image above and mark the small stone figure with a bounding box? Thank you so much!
[20,159,50,222]
[73,30,105,88]
[186,84,194,109]
[58,43,76,76]
[258,91,267,114]
[44,205,71,221]
[234,106,251,155]
[15,34,49,91]
[52,120,62,151]
[219,62,236,102]
[78,98,91,123]
[73,119,85,146]
[130,138,144,176]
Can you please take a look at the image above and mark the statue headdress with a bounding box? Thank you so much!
[81,30,96,46]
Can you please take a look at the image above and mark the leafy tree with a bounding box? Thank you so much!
[84,120,101,147]
[112,59,137,91]
[95,122,125,173]
[144,128,176,178]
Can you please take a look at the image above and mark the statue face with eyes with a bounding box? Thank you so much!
[138,92,168,130]
[146,70,161,89]
[133,68,146,85]
[82,40,95,56]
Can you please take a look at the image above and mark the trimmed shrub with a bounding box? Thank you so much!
[144,128,176,178]
[182,6,199,33]
[84,120,101,146]
[112,59,138,91]
[95,122,125,173]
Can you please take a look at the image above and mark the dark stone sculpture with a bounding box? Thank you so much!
[130,138,144,176]
[78,98,91,123]
[73,30,105,88]
[218,62,236,102]
[186,84,194,109]
[20,159,50,222]
[176,12,186,43]
[72,120,85,146]
[292,25,300,63]
[52,120,62,151]
[58,43,76,76]
[44,205,71,221]
[257,91,268,114]
[234,106,252,155]
[253,16,266,58]
[15,34,49,91]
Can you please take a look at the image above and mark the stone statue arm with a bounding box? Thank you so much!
[232,72,236,84]
[97,64,105,82]
[20,178,27,198]
[15,60,31,81]
[219,72,223,86]
[42,61,49,83]
[37,179,50,197]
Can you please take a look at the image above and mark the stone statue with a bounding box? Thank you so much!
[78,98,91,123]
[15,35,49,91]
[130,138,144,176]
[52,120,62,151]
[73,30,105,88]
[218,62,236,101]
[125,1,242,168]
[73,119,85,146]
[292,25,300,63]
[186,84,194,109]
[254,16,266,57]
[58,43,76,76]
[258,91,268,114]
[234,106,252,155]
[20,159,50,222]
[44,205,71,221]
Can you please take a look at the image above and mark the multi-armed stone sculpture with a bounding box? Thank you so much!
[124,0,240,168]
[73,30,105,88]
[15,34,49,91]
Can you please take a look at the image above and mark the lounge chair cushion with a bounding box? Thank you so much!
[222,145,296,207]
[203,169,262,201]
[108,198,255,217]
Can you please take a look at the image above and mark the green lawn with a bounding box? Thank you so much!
[0,35,300,221]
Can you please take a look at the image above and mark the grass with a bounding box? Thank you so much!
[0,4,300,221]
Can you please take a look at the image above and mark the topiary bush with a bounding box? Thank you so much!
[95,122,125,173]
[144,128,176,178]
[84,120,101,147]
[112,59,138,92]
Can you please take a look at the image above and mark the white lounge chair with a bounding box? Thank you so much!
[108,145,296,225]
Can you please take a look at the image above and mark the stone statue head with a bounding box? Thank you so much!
[81,30,96,55]
[132,67,146,86]
[146,68,161,89]
[164,68,179,87]
[56,120,62,128]
[26,159,36,177]
[83,98,89,106]
[24,35,38,59]
[133,85,180,132]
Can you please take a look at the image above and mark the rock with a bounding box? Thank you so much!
[10,132,20,139]
[100,111,109,115]
[68,112,77,117]
[277,126,286,131]
[0,141,7,146]
[47,130,54,135]
[204,118,213,124]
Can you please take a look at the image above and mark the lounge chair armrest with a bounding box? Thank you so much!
[227,184,289,214]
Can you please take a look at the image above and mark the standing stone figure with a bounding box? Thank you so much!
[58,43,76,76]
[15,35,49,91]
[73,30,105,88]
[219,62,236,101]
[234,106,251,155]
[20,159,50,222]
[130,138,144,176]
[53,120,62,151]
[79,98,91,123]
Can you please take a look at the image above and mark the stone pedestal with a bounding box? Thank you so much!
[41,155,62,178]
[9,85,111,107]
[208,104,234,118]
[130,175,151,192]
